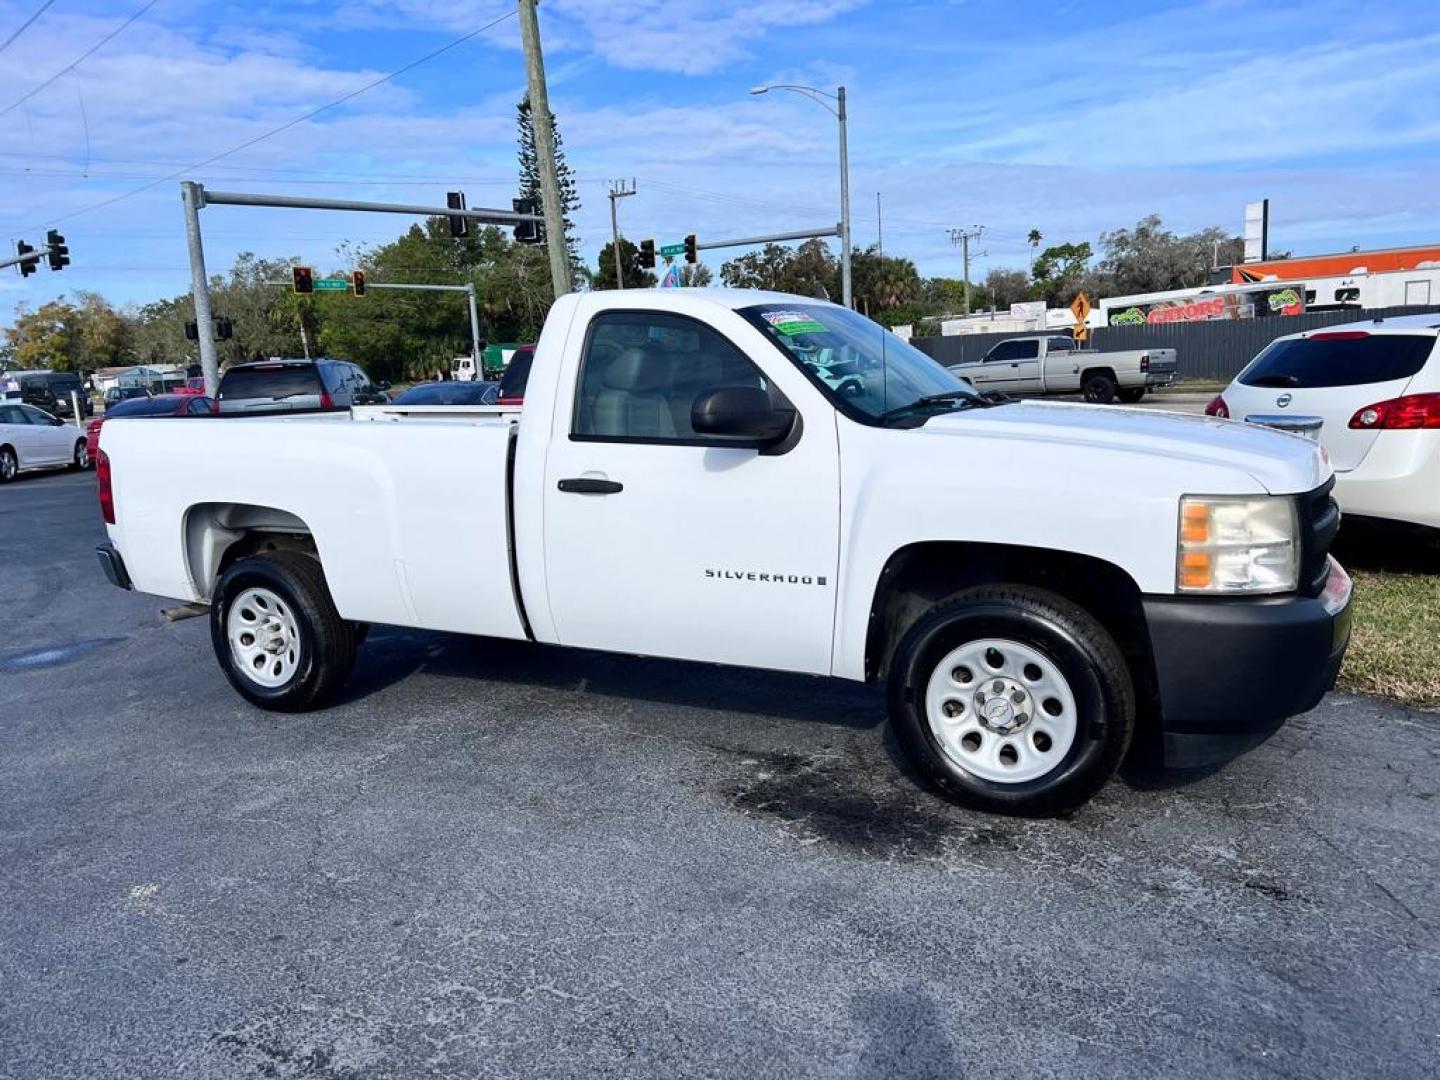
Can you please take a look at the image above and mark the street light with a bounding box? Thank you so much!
[749,83,852,309]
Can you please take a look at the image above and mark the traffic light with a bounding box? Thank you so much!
[638,239,656,270]
[351,269,366,297]
[446,191,469,239]
[215,317,233,341]
[291,265,314,294]
[46,230,69,271]
[683,234,698,264]
[512,198,542,244]
[15,240,36,277]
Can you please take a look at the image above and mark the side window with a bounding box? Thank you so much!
[572,311,780,442]
[1013,339,1041,359]
[985,341,1018,363]
[18,405,47,424]
[1047,337,1074,353]
[189,398,212,415]
[0,404,25,424]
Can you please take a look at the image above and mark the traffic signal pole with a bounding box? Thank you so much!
[181,180,223,396]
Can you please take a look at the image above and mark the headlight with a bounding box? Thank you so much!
[1177,496,1298,594]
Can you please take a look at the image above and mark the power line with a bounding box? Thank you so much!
[0,0,160,119]
[0,0,57,56]
[21,6,519,231]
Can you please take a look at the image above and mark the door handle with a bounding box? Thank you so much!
[558,477,623,495]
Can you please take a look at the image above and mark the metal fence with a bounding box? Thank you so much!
[910,304,1440,381]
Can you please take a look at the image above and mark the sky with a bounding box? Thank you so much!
[1,0,1439,318]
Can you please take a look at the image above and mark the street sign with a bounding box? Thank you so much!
[660,243,686,258]
[1072,323,1090,343]
[314,277,349,291]
[1069,291,1092,325]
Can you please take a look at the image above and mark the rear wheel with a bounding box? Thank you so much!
[0,446,16,483]
[887,584,1134,816]
[1082,372,1118,404]
[71,439,90,470]
[1117,387,1146,404]
[210,552,356,711]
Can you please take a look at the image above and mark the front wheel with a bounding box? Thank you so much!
[210,552,357,712]
[0,446,16,483]
[1117,387,1146,404]
[71,439,90,470]
[887,584,1134,816]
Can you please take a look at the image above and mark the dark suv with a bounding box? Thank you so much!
[18,372,93,418]
[216,359,389,414]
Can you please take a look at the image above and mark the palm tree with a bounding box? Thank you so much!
[1027,229,1043,273]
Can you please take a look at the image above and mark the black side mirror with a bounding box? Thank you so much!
[691,385,794,448]
[375,380,391,391]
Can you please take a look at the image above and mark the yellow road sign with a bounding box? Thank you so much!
[1070,291,1092,325]
[1072,323,1090,342]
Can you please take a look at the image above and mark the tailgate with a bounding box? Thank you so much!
[1143,349,1177,375]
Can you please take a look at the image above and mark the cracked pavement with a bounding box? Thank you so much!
[2,470,1437,1078]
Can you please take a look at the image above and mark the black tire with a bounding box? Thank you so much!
[209,552,356,712]
[71,439,90,471]
[1117,387,1146,404]
[0,446,15,483]
[1082,371,1118,404]
[887,584,1134,816]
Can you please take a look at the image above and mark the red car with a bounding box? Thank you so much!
[172,377,207,396]
[87,393,214,460]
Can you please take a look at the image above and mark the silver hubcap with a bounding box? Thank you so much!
[1,452,13,479]
[924,638,1078,784]
[226,587,301,688]
[76,442,88,467]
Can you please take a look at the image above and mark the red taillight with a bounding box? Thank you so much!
[497,395,523,406]
[1309,331,1370,341]
[1139,353,1150,373]
[97,449,115,524]
[319,390,334,409]
[87,419,103,434]
[1348,393,1440,430]
[1204,394,1230,419]
[209,398,219,413]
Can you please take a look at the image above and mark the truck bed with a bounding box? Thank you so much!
[100,410,527,640]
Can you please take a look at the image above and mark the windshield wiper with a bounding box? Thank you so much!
[878,391,990,424]
[1248,374,1300,387]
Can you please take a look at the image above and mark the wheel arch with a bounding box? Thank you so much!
[1080,365,1118,385]
[863,540,1160,718]
[183,501,318,601]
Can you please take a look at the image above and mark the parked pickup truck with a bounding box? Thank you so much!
[94,289,1351,815]
[949,334,1178,403]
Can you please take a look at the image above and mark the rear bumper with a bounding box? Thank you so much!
[1145,371,1176,388]
[1332,433,1440,529]
[96,542,133,591]
[1143,558,1353,768]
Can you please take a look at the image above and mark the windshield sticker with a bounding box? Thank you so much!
[762,310,828,336]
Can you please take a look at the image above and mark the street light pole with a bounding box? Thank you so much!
[749,83,853,309]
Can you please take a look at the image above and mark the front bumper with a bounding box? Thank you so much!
[1142,558,1352,768]
[96,542,133,591]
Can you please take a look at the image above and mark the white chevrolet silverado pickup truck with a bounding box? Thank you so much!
[949,334,1178,403]
[94,289,1352,815]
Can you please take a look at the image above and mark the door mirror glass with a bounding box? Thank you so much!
[691,385,794,446]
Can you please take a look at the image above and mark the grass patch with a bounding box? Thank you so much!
[1332,523,1440,708]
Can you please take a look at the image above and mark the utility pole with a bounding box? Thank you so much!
[837,85,851,309]
[517,0,572,298]
[948,227,984,315]
[181,181,222,396]
[607,179,636,288]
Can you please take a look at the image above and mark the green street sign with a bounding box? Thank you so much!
[660,243,686,257]
[314,278,349,291]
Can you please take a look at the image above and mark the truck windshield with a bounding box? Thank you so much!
[739,303,979,425]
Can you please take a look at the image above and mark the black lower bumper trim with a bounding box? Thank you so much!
[96,542,132,590]
[1143,583,1351,765]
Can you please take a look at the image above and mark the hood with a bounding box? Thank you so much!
[920,400,1328,494]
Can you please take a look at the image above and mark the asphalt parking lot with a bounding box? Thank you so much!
[3,469,1437,1079]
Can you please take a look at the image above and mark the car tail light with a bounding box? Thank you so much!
[97,449,115,524]
[209,398,219,413]
[1139,354,1150,373]
[1348,392,1440,430]
[87,419,103,434]
[1204,395,1230,418]
[319,390,334,409]
[497,395,523,406]
[1309,331,1370,341]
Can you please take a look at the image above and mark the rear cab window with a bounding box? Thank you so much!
[1239,332,1437,389]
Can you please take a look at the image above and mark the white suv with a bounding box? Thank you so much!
[1209,314,1440,529]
